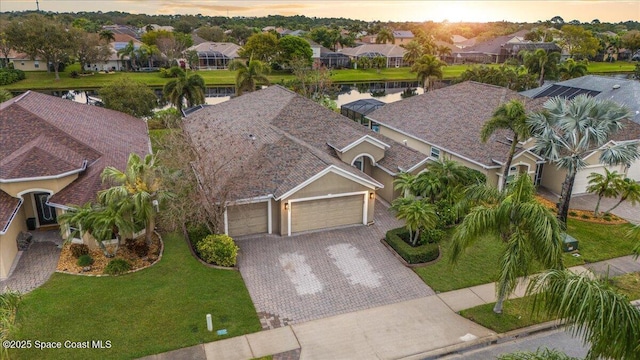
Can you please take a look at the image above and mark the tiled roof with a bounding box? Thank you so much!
[183,86,428,202]
[188,42,240,58]
[0,91,150,207]
[520,75,640,125]
[0,190,21,234]
[456,30,529,54]
[393,31,414,38]
[367,81,547,168]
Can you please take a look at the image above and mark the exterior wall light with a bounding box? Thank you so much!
[284,203,289,211]
[370,193,374,200]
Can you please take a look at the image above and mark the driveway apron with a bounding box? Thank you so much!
[237,202,435,329]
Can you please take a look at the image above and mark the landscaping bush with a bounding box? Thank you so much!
[420,228,445,244]
[385,228,440,264]
[69,70,79,78]
[104,259,131,275]
[77,254,94,267]
[435,200,458,228]
[196,234,239,267]
[187,223,211,250]
[125,238,149,257]
[569,211,578,217]
[581,214,590,219]
[0,291,22,358]
[70,243,89,258]
[0,68,25,85]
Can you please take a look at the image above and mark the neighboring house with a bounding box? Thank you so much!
[360,30,414,45]
[520,75,640,194]
[366,81,548,190]
[183,86,430,237]
[112,34,143,52]
[84,49,126,72]
[0,91,151,279]
[451,34,469,47]
[102,25,140,39]
[186,42,240,70]
[142,24,174,33]
[339,44,407,68]
[6,50,43,71]
[451,30,560,64]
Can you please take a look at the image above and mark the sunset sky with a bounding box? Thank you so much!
[1,1,638,23]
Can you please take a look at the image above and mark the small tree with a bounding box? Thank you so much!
[605,178,640,214]
[585,169,623,216]
[411,55,446,91]
[162,68,206,112]
[99,78,158,118]
[228,58,270,96]
[391,197,437,246]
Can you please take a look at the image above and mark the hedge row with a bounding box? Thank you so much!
[0,68,25,86]
[385,227,439,264]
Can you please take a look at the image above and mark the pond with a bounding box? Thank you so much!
[40,80,426,109]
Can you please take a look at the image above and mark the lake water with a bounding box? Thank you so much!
[50,81,425,109]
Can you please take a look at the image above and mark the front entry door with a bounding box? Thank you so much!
[34,193,57,226]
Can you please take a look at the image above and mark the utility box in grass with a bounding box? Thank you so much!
[562,233,579,252]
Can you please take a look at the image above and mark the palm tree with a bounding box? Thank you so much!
[481,99,531,191]
[585,169,623,216]
[411,54,446,91]
[605,178,640,214]
[521,49,561,87]
[228,58,270,96]
[401,40,423,65]
[162,68,206,112]
[99,29,115,44]
[393,172,417,198]
[436,45,452,60]
[375,28,395,44]
[100,153,173,245]
[527,95,638,225]
[391,197,438,246]
[558,58,588,80]
[450,175,564,313]
[117,40,136,71]
[527,269,640,360]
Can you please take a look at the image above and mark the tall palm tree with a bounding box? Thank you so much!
[375,28,395,44]
[162,68,206,112]
[391,197,438,246]
[117,40,136,70]
[527,95,638,225]
[393,172,417,198]
[521,49,561,87]
[100,153,173,245]
[450,175,564,313]
[481,99,531,191]
[605,178,640,214]
[401,40,423,65]
[527,269,640,360]
[558,58,588,80]
[411,54,446,91]
[228,58,270,96]
[585,169,623,216]
[99,29,115,44]
[436,45,452,60]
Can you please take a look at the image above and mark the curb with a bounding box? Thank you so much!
[399,320,563,360]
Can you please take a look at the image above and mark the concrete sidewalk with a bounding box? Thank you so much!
[143,255,640,360]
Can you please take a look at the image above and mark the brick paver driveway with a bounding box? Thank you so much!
[236,201,435,328]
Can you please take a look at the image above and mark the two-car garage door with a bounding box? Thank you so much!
[291,195,364,233]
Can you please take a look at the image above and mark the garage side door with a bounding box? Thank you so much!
[291,195,363,233]
[227,202,268,237]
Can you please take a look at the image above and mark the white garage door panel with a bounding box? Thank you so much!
[292,195,363,233]
[573,165,622,194]
[228,202,268,237]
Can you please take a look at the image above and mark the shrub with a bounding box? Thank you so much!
[69,70,79,78]
[580,214,590,219]
[125,238,149,257]
[196,234,239,267]
[0,68,25,85]
[569,211,578,217]
[435,200,458,228]
[420,229,445,244]
[77,254,94,267]
[70,243,89,258]
[187,223,211,250]
[385,228,440,264]
[104,258,131,275]
[0,291,22,353]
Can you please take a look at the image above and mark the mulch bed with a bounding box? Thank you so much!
[56,232,162,275]
[535,196,627,225]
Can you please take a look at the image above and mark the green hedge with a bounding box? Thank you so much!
[0,68,25,85]
[385,228,439,264]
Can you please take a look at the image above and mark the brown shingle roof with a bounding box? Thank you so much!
[0,190,21,234]
[367,81,547,168]
[184,86,428,202]
[0,91,150,207]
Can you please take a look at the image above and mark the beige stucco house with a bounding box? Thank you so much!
[183,86,430,238]
[0,91,150,279]
[366,81,548,191]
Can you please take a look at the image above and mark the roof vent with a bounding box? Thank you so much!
[612,84,621,89]
[248,134,256,140]
[403,140,408,146]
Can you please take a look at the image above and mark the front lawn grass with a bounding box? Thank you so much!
[10,233,261,360]
[459,296,555,334]
[414,219,637,292]
[610,272,640,301]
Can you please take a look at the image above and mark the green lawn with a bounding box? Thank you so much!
[414,219,637,292]
[459,296,554,334]
[610,272,640,301]
[2,61,634,91]
[10,233,261,360]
